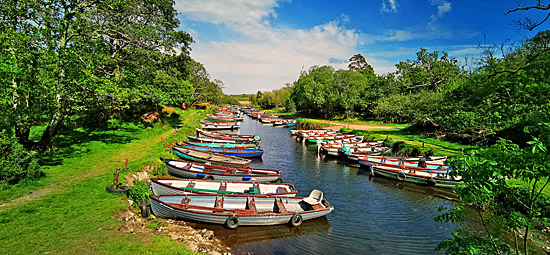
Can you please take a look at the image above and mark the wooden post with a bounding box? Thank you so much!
[113,168,121,188]
[150,147,153,157]
[124,159,128,171]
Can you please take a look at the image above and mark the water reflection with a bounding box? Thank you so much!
[189,217,331,246]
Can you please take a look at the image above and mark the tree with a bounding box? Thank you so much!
[188,61,223,105]
[437,123,550,254]
[1,0,194,150]
[506,1,550,30]
[395,48,462,92]
[348,53,375,74]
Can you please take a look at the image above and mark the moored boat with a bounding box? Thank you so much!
[187,135,257,144]
[175,143,264,158]
[183,141,261,149]
[151,178,297,197]
[196,129,260,142]
[201,122,241,130]
[173,147,252,167]
[161,158,282,182]
[358,156,461,188]
[149,190,334,228]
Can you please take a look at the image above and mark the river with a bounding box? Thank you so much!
[189,116,457,254]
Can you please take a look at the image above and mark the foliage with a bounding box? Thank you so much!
[290,65,378,118]
[437,123,550,254]
[394,48,463,93]
[0,130,43,189]
[188,60,225,105]
[129,181,151,208]
[0,0,195,150]
[348,53,375,74]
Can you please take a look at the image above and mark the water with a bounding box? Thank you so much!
[189,116,457,254]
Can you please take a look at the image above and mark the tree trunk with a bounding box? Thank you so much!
[15,126,32,149]
[37,113,62,151]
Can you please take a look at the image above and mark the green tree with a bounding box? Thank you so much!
[1,0,193,149]
[437,123,550,254]
[395,48,462,93]
[348,53,375,74]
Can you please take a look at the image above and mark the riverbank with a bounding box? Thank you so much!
[0,108,230,254]
[273,110,478,156]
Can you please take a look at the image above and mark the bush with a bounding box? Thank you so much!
[0,130,43,189]
[128,181,151,208]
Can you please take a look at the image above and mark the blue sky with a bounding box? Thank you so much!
[174,0,549,94]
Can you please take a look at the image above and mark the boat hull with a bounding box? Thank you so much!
[150,194,334,226]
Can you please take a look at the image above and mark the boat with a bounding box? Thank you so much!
[161,158,282,182]
[151,178,297,197]
[359,155,447,165]
[183,141,261,149]
[283,122,297,128]
[343,147,391,162]
[149,190,334,228]
[201,122,241,130]
[358,156,461,188]
[187,135,257,144]
[307,134,356,143]
[175,143,264,158]
[196,129,260,142]
[173,147,252,167]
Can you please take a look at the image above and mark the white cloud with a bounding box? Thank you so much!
[429,0,452,25]
[191,21,358,94]
[176,1,360,94]
[174,0,280,25]
[380,0,398,13]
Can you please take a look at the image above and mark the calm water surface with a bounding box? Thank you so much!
[189,116,457,254]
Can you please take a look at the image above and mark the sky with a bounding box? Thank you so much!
[174,0,550,94]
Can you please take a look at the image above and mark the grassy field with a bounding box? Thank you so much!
[0,108,206,254]
[262,107,476,156]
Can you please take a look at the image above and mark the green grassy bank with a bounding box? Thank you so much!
[0,108,206,254]
[265,108,477,156]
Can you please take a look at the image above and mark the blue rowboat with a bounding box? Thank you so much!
[176,144,264,158]
[183,142,261,149]
[283,122,297,127]
[173,147,251,167]
[186,135,257,144]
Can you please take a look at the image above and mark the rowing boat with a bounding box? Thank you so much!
[161,158,282,182]
[358,156,461,188]
[149,191,334,228]
[175,143,264,158]
[151,178,297,196]
[173,147,252,167]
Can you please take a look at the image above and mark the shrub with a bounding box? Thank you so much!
[0,130,43,189]
[128,180,151,208]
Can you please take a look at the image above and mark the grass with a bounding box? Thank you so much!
[258,106,472,156]
[0,108,205,254]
